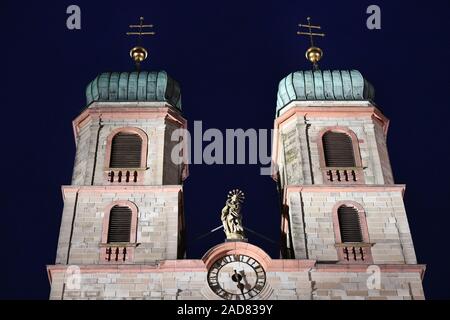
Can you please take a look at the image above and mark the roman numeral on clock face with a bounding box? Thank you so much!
[208,254,266,300]
[208,274,218,284]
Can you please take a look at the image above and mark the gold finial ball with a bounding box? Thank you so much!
[305,46,323,64]
[130,46,148,63]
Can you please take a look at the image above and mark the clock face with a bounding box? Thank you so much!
[207,254,266,300]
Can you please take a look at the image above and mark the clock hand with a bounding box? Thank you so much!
[239,270,251,289]
[238,283,245,299]
[232,270,247,300]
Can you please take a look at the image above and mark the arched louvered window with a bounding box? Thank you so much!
[110,133,142,168]
[107,206,132,243]
[322,132,356,167]
[337,205,363,243]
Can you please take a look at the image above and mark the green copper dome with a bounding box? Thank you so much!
[276,70,375,115]
[86,71,182,110]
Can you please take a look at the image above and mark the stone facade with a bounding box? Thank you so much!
[283,186,416,264]
[47,242,425,300]
[48,99,191,299]
[47,76,425,300]
[273,100,425,299]
[48,268,424,300]
[71,102,186,186]
[275,101,393,186]
[55,186,183,265]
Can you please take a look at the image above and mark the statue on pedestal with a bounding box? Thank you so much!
[221,189,246,240]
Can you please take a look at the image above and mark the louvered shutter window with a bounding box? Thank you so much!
[322,132,356,167]
[107,206,132,243]
[338,205,363,243]
[110,133,142,168]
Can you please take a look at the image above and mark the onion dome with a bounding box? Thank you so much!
[86,71,182,110]
[276,70,375,116]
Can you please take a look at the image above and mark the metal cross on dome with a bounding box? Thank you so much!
[297,17,326,70]
[297,17,325,47]
[126,16,155,41]
[126,17,155,70]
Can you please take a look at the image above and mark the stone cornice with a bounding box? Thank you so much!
[72,102,186,142]
[61,185,183,200]
[46,262,426,283]
[274,104,390,135]
[283,185,406,202]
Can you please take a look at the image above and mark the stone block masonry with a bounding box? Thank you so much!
[284,185,416,264]
[48,70,426,300]
[54,186,184,265]
[47,261,425,300]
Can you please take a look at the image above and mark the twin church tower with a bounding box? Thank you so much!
[47,18,425,300]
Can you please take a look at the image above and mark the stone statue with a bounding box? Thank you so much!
[221,189,246,240]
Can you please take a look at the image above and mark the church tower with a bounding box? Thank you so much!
[272,18,425,299]
[47,18,189,299]
[47,69,188,299]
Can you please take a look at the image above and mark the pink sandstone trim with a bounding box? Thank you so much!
[372,114,390,136]
[47,261,207,282]
[46,262,426,284]
[316,127,364,168]
[202,242,273,270]
[202,242,313,272]
[165,112,186,128]
[274,106,389,133]
[284,184,406,196]
[316,127,365,185]
[72,116,92,146]
[331,201,373,263]
[72,106,187,140]
[332,201,370,244]
[271,106,390,181]
[61,185,183,200]
[101,200,139,244]
[104,127,148,171]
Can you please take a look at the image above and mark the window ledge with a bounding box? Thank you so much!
[320,167,364,170]
[334,242,375,248]
[104,167,148,171]
[99,242,139,248]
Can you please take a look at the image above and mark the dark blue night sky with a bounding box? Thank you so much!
[1,0,449,299]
